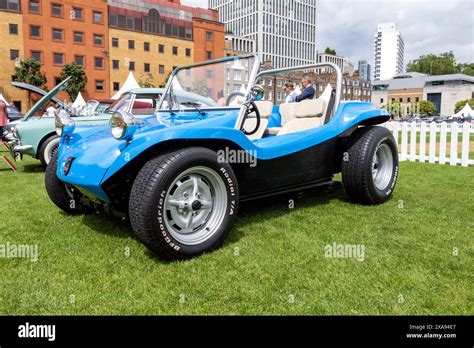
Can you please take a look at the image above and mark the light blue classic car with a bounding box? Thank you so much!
[8,78,166,166]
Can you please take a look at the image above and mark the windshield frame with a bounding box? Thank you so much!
[157,54,260,113]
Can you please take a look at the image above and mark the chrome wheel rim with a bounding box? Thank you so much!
[372,143,394,191]
[45,138,60,165]
[163,166,227,246]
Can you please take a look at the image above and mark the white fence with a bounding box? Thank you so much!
[383,122,474,167]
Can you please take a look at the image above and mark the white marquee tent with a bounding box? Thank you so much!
[0,94,10,106]
[112,72,141,99]
[71,92,87,108]
[453,103,474,118]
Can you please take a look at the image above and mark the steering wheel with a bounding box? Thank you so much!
[226,92,245,106]
[241,102,261,136]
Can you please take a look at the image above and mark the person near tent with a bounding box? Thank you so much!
[0,100,9,136]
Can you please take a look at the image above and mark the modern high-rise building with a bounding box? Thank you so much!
[358,60,371,81]
[373,22,404,81]
[209,0,318,68]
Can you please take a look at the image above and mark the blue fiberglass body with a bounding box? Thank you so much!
[56,101,389,203]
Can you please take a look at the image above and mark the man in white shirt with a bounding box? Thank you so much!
[283,83,297,103]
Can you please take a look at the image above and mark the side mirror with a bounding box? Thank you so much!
[248,85,265,102]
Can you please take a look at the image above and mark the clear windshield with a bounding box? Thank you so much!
[160,56,257,110]
[106,94,133,114]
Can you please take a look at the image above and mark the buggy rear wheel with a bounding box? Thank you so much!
[342,126,399,205]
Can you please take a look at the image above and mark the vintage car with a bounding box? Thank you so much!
[7,79,166,166]
[47,54,399,260]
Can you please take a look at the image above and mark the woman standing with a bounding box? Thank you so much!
[0,101,9,136]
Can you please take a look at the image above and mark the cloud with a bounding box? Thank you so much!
[181,0,208,8]
[317,0,474,68]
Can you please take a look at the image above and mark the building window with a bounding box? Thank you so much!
[415,97,420,102]
[113,82,120,91]
[206,32,213,41]
[206,51,213,60]
[129,61,135,71]
[128,40,135,49]
[31,50,42,63]
[53,53,64,65]
[54,77,62,85]
[72,7,83,20]
[159,65,165,74]
[407,97,411,103]
[144,42,150,51]
[399,98,403,103]
[112,60,119,70]
[9,24,18,35]
[10,49,19,60]
[30,25,41,38]
[29,0,40,13]
[73,31,84,44]
[93,11,103,24]
[93,34,104,46]
[74,55,85,67]
[95,80,105,91]
[144,63,150,73]
[1,0,20,11]
[206,70,213,79]
[172,46,178,55]
[111,38,119,48]
[94,57,104,69]
[186,48,191,57]
[158,44,164,53]
[52,28,63,41]
[51,3,62,17]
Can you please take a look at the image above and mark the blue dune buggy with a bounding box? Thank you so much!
[46,54,398,260]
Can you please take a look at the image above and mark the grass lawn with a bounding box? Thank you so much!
[0,152,472,315]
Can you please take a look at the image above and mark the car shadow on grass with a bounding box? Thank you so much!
[224,181,347,246]
[22,163,45,174]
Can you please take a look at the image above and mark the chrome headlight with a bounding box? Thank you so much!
[12,126,19,140]
[110,110,136,140]
[55,112,75,137]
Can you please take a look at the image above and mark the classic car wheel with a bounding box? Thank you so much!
[129,147,239,260]
[45,153,90,215]
[342,126,399,205]
[39,135,60,167]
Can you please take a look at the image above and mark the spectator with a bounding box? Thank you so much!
[217,90,226,106]
[295,76,315,102]
[283,83,297,103]
[0,101,9,136]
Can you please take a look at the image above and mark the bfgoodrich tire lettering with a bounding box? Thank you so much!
[342,126,399,205]
[129,147,239,260]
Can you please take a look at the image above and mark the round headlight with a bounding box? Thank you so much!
[110,111,136,140]
[55,111,75,137]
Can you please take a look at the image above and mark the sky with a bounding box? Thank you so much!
[182,0,474,66]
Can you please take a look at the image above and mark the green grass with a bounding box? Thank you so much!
[0,153,472,315]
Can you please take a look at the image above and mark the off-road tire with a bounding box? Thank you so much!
[342,126,399,205]
[129,147,239,260]
[45,152,90,215]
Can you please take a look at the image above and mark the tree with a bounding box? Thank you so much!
[418,100,436,116]
[460,63,474,76]
[383,101,402,118]
[455,98,474,113]
[14,59,48,108]
[324,47,336,55]
[407,51,462,76]
[60,63,87,101]
[139,73,156,88]
[14,59,47,89]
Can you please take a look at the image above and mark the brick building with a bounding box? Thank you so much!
[0,0,225,112]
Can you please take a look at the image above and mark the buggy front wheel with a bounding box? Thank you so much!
[129,147,239,260]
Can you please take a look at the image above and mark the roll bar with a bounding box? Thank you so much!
[234,62,343,130]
